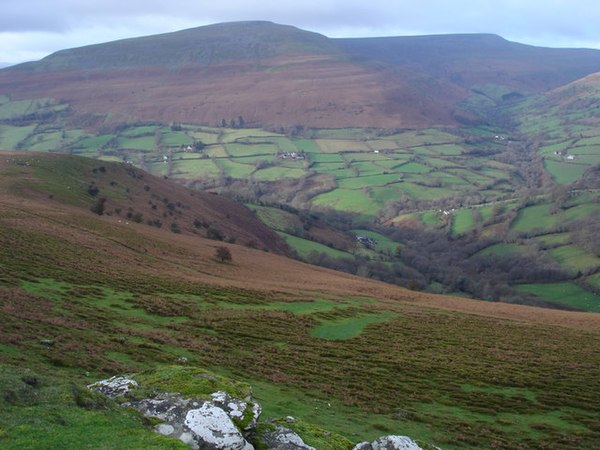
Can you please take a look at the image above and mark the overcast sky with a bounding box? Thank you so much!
[2,0,600,65]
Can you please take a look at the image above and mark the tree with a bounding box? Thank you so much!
[90,198,106,215]
[215,246,232,263]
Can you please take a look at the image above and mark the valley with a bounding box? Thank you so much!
[0,95,598,310]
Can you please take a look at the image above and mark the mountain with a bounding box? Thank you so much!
[1,152,600,449]
[339,33,600,92]
[2,21,600,128]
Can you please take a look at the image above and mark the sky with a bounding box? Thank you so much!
[2,0,600,65]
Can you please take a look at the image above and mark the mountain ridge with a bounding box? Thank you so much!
[3,21,600,129]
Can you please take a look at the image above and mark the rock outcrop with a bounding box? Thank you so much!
[259,424,317,450]
[125,393,254,450]
[88,376,256,450]
[353,436,436,450]
[88,368,440,450]
[87,375,138,398]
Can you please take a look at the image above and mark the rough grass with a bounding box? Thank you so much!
[0,365,188,450]
[2,183,600,450]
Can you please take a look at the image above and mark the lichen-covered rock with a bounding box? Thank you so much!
[353,443,373,450]
[260,425,317,450]
[185,403,254,450]
[354,435,427,450]
[211,391,261,432]
[87,376,138,398]
[126,393,254,450]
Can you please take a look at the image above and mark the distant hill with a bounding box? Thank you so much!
[9,21,340,72]
[338,33,600,92]
[2,21,600,128]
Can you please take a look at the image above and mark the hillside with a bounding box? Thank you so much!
[2,22,600,128]
[1,152,600,449]
[0,152,288,254]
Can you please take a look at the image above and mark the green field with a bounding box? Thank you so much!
[278,232,353,259]
[547,245,600,274]
[170,158,221,178]
[514,282,600,312]
[312,189,380,217]
[451,209,475,236]
[253,166,306,181]
[544,160,590,184]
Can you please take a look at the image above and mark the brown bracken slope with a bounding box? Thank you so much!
[2,21,600,129]
[0,152,288,254]
[1,151,598,331]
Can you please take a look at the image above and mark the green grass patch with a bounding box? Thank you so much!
[0,365,187,450]
[514,282,600,312]
[311,313,399,340]
[117,136,156,151]
[278,232,352,259]
[253,166,306,181]
[533,233,572,247]
[161,130,193,146]
[547,245,600,274]
[216,159,255,178]
[312,189,379,217]
[511,204,557,234]
[121,126,158,137]
[170,158,221,178]
[544,160,589,184]
[420,210,443,227]
[0,125,37,150]
[292,138,322,153]
[451,209,475,236]
[397,182,454,201]
[586,273,600,289]
[225,143,277,157]
[337,174,399,189]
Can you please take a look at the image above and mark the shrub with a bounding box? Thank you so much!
[215,246,232,263]
[90,198,106,215]
[206,227,224,241]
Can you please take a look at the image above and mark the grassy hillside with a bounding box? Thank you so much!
[0,152,287,254]
[1,152,600,449]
